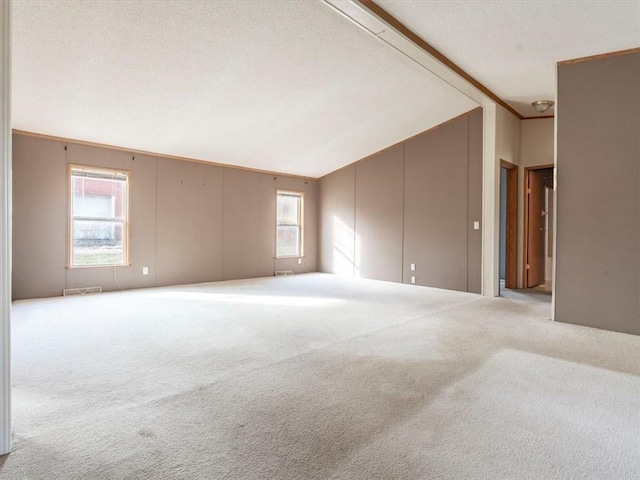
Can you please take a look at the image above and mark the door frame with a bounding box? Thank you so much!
[500,160,518,289]
[523,164,554,288]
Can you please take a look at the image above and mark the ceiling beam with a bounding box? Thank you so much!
[325,0,524,119]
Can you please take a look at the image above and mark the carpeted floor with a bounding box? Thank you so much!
[2,273,639,479]
[500,279,552,303]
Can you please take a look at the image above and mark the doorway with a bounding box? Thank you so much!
[500,163,554,303]
[524,166,554,290]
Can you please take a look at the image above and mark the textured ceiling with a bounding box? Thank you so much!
[377,0,640,118]
[12,0,477,178]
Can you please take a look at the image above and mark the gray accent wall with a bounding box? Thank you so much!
[13,136,67,299]
[222,168,276,281]
[354,145,404,283]
[319,109,482,293]
[404,115,469,291]
[467,110,483,294]
[12,134,317,300]
[155,157,223,287]
[556,52,640,335]
[318,165,355,276]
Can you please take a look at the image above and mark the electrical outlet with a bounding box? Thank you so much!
[411,276,416,284]
[410,263,416,271]
[298,258,302,265]
[142,267,149,275]
[474,221,480,230]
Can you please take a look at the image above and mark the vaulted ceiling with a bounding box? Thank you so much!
[11,1,640,178]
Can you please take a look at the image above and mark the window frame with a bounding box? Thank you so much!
[67,164,131,269]
[276,189,304,259]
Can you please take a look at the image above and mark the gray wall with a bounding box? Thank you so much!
[319,109,482,293]
[318,164,355,276]
[556,53,640,335]
[355,145,404,283]
[12,134,317,300]
[467,110,483,294]
[13,136,67,299]
[403,114,469,291]
[155,157,223,287]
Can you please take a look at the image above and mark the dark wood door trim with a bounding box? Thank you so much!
[500,160,518,289]
[523,165,554,287]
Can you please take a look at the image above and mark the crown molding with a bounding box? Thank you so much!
[558,47,640,66]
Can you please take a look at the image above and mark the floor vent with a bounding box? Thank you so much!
[63,286,103,296]
[275,270,294,277]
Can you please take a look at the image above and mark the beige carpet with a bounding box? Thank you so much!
[2,273,639,479]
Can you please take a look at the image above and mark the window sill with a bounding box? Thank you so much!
[67,264,131,269]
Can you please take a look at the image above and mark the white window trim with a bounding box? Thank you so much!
[276,189,304,258]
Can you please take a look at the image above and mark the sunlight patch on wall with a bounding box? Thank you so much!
[332,215,360,277]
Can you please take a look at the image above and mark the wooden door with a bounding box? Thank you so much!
[526,170,545,287]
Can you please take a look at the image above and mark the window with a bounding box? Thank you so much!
[69,166,129,267]
[276,190,303,258]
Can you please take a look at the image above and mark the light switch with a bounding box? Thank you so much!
[474,221,480,230]
[410,263,416,271]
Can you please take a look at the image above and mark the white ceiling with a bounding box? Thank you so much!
[377,0,640,118]
[11,0,477,178]
[12,1,640,177]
